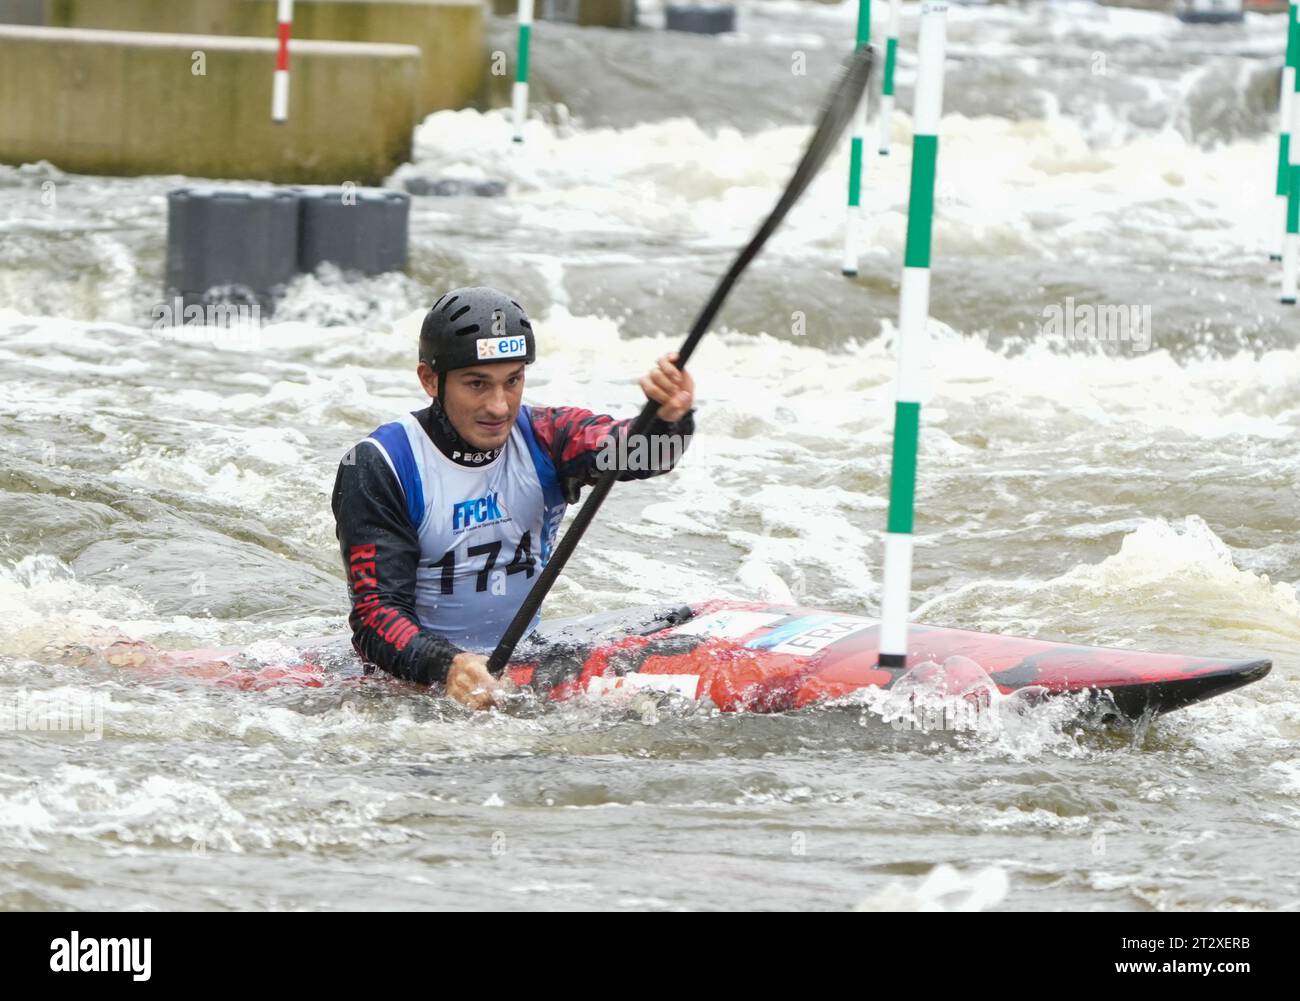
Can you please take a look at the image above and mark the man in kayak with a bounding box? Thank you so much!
[331,287,696,709]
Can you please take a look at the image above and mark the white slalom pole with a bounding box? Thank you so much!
[878,1,947,670]
[841,0,871,276]
[272,0,294,124]
[878,0,901,155]
[512,0,534,143]
[1286,3,1300,304]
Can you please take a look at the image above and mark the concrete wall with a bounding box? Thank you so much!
[1094,0,1173,9]
[491,0,637,27]
[0,26,420,184]
[46,0,483,114]
[0,0,43,23]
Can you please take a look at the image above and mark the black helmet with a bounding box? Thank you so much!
[419,287,535,373]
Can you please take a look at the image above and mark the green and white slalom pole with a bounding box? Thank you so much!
[878,0,901,155]
[841,0,872,276]
[1275,2,1297,262]
[1285,2,1300,303]
[878,1,947,670]
[512,0,534,143]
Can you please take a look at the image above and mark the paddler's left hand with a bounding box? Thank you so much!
[446,652,499,710]
[640,352,694,422]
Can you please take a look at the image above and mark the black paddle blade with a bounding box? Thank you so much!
[677,43,876,368]
[748,46,876,256]
[485,46,876,676]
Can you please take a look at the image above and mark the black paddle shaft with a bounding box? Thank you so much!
[487,47,875,675]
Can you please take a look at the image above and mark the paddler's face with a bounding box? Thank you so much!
[419,361,525,450]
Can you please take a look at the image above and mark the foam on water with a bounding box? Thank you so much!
[919,515,1300,648]
[407,105,1284,267]
[855,863,1011,912]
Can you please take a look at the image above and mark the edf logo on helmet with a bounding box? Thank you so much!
[476,335,529,360]
[452,491,507,531]
[477,306,528,360]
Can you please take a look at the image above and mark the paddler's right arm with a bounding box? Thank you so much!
[330,442,462,685]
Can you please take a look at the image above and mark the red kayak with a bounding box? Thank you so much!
[103,599,1270,720]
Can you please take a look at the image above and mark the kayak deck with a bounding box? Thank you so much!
[506,601,1272,718]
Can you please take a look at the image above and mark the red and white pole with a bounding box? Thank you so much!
[272,0,294,124]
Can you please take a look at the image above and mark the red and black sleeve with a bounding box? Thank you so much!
[330,444,461,684]
[528,405,695,504]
